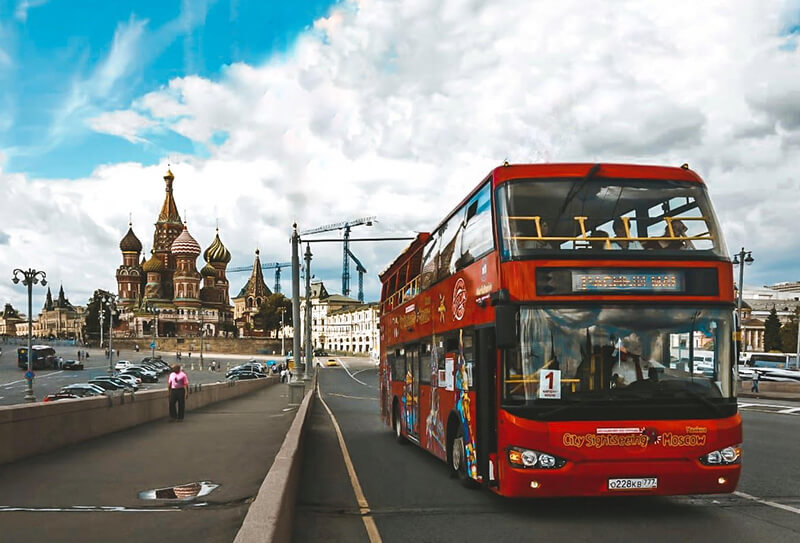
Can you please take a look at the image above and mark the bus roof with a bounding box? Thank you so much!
[491,162,705,185]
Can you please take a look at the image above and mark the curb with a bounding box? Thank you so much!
[234,379,316,543]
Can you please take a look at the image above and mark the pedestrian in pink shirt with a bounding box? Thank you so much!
[167,364,189,422]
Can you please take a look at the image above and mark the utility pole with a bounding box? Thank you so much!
[291,223,301,381]
[304,243,313,381]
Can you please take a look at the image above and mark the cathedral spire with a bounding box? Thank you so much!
[44,287,53,311]
[157,168,182,224]
[241,249,270,298]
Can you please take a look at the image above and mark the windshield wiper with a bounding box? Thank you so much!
[554,163,602,224]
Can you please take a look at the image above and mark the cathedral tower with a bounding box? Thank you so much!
[116,222,143,307]
[153,169,183,300]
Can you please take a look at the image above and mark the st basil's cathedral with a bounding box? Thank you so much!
[115,169,234,338]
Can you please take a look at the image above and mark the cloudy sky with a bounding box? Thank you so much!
[1,0,799,313]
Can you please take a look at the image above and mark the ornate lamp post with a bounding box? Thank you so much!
[12,268,47,403]
[144,304,160,360]
[102,294,116,375]
[198,309,210,371]
[732,248,754,352]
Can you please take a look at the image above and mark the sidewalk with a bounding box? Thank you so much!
[0,381,297,543]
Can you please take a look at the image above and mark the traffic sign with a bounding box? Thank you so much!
[24,370,35,380]
[150,342,156,348]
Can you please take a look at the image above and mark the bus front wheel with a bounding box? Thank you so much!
[450,425,478,488]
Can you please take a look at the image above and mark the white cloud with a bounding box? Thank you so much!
[86,110,158,143]
[14,0,48,23]
[4,0,800,310]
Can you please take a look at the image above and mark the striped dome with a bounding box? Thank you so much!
[170,225,201,257]
[203,231,232,264]
[142,253,165,273]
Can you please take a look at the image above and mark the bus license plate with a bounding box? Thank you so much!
[608,478,658,491]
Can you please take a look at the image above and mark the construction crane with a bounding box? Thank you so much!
[346,248,367,303]
[300,216,375,299]
[227,261,291,294]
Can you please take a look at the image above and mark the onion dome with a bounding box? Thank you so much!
[170,224,201,256]
[142,252,165,273]
[204,230,232,264]
[200,262,216,277]
[119,224,142,252]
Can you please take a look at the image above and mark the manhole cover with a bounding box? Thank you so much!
[139,481,219,501]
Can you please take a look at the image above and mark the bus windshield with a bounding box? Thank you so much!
[504,305,735,405]
[496,178,727,258]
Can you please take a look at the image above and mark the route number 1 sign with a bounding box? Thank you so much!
[538,369,561,399]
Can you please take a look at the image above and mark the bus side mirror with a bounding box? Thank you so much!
[495,305,518,349]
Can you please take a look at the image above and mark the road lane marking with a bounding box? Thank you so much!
[734,491,800,515]
[336,358,371,387]
[319,387,383,543]
[328,392,377,401]
[777,407,800,414]
[1,379,26,388]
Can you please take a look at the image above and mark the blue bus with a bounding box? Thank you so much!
[17,345,57,370]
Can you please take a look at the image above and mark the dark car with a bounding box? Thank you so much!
[314,349,328,356]
[88,377,131,391]
[226,370,267,381]
[121,367,158,383]
[60,359,84,370]
[59,384,106,397]
[42,392,80,402]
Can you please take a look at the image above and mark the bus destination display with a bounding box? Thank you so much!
[571,271,684,292]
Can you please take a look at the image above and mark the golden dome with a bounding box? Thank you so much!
[142,252,165,273]
[203,230,232,264]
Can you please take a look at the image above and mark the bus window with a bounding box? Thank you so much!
[496,177,726,259]
[457,183,493,268]
[438,208,465,281]
[420,234,440,290]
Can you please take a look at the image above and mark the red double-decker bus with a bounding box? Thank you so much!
[378,163,741,497]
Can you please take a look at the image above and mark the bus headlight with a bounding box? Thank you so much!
[700,445,741,465]
[508,447,566,469]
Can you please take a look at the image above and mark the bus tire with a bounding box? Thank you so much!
[450,425,479,489]
[393,402,406,445]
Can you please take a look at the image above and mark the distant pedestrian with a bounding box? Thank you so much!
[751,370,760,394]
[280,368,287,383]
[77,350,82,361]
[116,348,120,357]
[167,364,189,422]
[135,344,139,352]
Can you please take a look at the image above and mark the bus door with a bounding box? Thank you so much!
[406,345,421,439]
[475,327,497,486]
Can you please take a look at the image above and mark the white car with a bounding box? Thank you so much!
[114,373,140,389]
[114,360,133,371]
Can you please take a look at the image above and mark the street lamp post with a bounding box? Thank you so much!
[198,309,209,371]
[732,248,754,353]
[144,304,160,360]
[280,307,286,356]
[12,268,47,403]
[102,294,116,375]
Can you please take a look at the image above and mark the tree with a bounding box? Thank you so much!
[763,306,782,352]
[255,294,293,336]
[780,310,799,353]
[83,289,121,344]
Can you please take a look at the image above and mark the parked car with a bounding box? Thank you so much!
[115,360,133,371]
[89,377,132,391]
[42,392,80,402]
[114,373,140,390]
[60,384,106,397]
[121,367,158,383]
[60,359,84,370]
[226,370,267,381]
[314,349,328,356]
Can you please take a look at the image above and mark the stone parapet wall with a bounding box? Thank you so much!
[0,377,276,465]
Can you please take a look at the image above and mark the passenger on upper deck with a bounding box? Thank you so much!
[610,217,643,250]
[661,219,695,250]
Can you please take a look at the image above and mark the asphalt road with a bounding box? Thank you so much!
[0,342,281,405]
[294,357,800,543]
